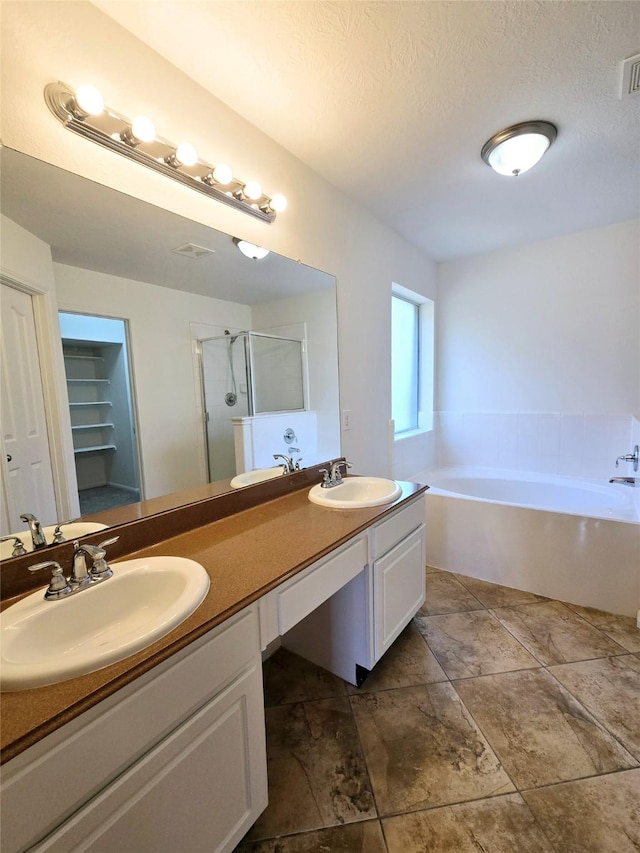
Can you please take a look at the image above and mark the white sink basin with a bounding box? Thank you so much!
[230,466,285,488]
[0,556,210,691]
[0,522,108,560]
[308,477,402,509]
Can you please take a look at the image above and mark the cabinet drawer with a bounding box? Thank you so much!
[1,607,260,853]
[371,496,424,560]
[277,536,367,634]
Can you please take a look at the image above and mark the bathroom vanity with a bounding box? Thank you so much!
[0,478,426,853]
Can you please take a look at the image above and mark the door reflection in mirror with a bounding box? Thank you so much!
[59,312,142,516]
[1,283,58,533]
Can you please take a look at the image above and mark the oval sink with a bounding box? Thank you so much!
[308,477,402,509]
[0,557,210,691]
[230,466,284,488]
[0,522,108,559]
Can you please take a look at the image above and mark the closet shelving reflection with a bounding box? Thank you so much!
[63,349,117,454]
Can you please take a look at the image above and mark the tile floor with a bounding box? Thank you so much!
[235,567,640,852]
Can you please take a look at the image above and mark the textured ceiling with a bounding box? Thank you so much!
[92,0,640,261]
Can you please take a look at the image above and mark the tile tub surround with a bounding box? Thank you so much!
[236,569,640,852]
[0,474,426,764]
[435,411,637,479]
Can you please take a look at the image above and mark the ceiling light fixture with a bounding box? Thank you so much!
[233,238,270,260]
[481,120,557,177]
[44,81,287,223]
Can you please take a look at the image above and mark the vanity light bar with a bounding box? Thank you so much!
[44,81,287,224]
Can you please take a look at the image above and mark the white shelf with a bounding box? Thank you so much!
[64,354,104,361]
[72,423,114,431]
[67,379,111,384]
[69,402,113,408]
[74,445,117,454]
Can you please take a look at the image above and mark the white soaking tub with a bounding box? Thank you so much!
[420,467,640,618]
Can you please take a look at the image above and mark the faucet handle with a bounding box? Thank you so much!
[28,560,72,600]
[1,535,28,557]
[51,519,78,544]
[90,536,120,581]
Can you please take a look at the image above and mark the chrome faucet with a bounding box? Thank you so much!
[319,460,352,488]
[615,445,639,472]
[273,453,302,474]
[20,513,47,550]
[29,536,119,600]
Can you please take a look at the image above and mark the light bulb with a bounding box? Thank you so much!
[74,85,104,116]
[212,163,233,184]
[269,193,288,213]
[243,180,262,200]
[488,133,550,177]
[130,115,156,143]
[174,142,198,167]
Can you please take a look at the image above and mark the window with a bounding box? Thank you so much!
[391,286,434,436]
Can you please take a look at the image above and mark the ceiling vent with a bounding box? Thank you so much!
[620,53,640,98]
[171,243,215,260]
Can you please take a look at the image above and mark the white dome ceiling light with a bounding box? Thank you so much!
[481,121,557,177]
[233,238,270,260]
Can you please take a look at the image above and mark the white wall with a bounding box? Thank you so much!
[54,263,251,499]
[436,219,640,478]
[1,1,437,479]
[0,215,56,293]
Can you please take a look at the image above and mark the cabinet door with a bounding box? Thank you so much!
[373,524,425,660]
[37,663,268,853]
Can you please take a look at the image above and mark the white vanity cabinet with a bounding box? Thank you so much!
[278,495,426,684]
[0,606,267,853]
[1,490,426,852]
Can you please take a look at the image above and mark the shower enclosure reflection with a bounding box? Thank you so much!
[199,330,309,482]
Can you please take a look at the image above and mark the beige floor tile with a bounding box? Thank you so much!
[263,647,347,707]
[455,669,638,789]
[426,565,442,573]
[346,621,447,694]
[549,654,640,760]
[351,682,514,816]
[491,600,627,665]
[383,793,553,853]
[523,769,640,852]
[419,571,484,615]
[236,819,387,852]
[454,574,546,608]
[563,602,640,652]
[414,610,539,679]
[246,697,376,841]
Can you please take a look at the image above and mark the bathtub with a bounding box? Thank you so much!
[420,467,640,618]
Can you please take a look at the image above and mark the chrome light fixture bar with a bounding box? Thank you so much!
[44,81,287,223]
[481,120,557,177]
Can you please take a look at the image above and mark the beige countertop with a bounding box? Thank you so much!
[1,479,426,764]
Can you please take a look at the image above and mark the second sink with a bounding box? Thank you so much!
[308,476,402,509]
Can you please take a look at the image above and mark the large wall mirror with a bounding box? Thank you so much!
[0,148,340,560]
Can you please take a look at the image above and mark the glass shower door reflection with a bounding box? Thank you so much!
[200,335,250,482]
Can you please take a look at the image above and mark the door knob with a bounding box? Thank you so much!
[6,455,11,462]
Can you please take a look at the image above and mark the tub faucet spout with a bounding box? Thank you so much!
[609,477,639,487]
